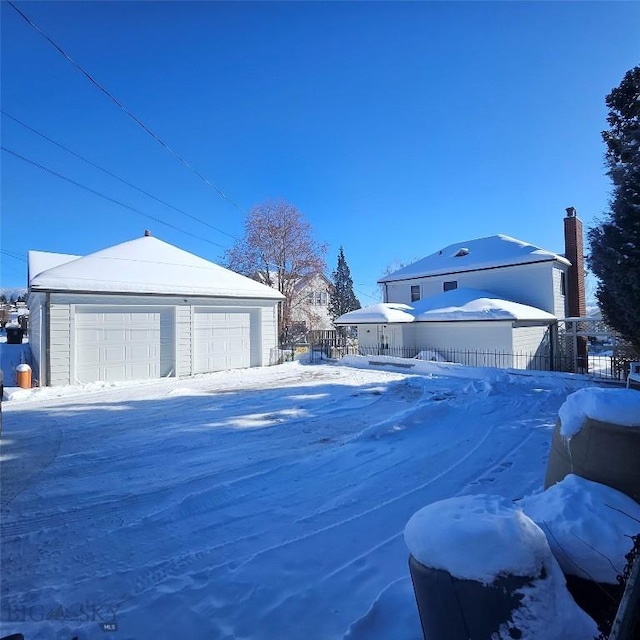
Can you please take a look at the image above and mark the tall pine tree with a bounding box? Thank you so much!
[588,65,640,350]
[328,247,360,324]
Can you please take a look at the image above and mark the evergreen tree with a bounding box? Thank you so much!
[328,247,360,323]
[588,65,640,351]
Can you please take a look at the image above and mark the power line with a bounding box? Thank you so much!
[1,250,27,262]
[7,1,245,215]
[2,146,227,250]
[2,110,238,241]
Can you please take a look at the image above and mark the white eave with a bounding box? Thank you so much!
[28,236,285,300]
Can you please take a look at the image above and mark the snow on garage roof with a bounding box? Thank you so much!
[28,250,81,284]
[29,235,285,300]
[335,288,556,325]
[379,234,570,283]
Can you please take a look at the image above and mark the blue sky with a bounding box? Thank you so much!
[1,1,639,302]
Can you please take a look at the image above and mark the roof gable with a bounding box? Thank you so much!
[379,235,569,283]
[29,236,284,300]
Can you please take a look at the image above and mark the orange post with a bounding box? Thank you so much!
[16,364,32,389]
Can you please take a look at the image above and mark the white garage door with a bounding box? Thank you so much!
[75,307,174,383]
[194,310,251,374]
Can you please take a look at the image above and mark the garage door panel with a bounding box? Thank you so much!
[194,310,251,374]
[75,306,174,383]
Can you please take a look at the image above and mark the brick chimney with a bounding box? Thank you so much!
[563,206,586,318]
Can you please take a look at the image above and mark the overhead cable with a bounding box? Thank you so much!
[2,110,238,241]
[7,1,245,215]
[2,146,227,250]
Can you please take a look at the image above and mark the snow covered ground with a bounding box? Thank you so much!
[0,358,609,639]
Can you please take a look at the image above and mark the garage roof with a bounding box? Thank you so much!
[29,235,285,299]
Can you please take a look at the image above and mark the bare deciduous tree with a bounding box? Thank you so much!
[225,200,327,342]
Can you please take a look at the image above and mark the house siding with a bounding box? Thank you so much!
[511,324,552,369]
[289,273,334,331]
[176,305,193,378]
[384,261,560,315]
[49,300,72,386]
[262,305,278,365]
[27,294,44,385]
[552,266,568,318]
[413,321,514,367]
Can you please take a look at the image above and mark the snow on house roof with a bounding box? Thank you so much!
[29,236,285,300]
[334,288,556,325]
[379,234,570,283]
[28,250,82,285]
[411,288,557,322]
[334,302,415,324]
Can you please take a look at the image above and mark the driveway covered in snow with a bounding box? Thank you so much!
[0,359,595,639]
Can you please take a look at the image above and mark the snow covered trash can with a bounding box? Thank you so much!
[545,388,640,502]
[404,494,598,640]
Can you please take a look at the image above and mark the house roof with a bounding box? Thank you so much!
[29,235,285,300]
[379,234,570,283]
[335,288,556,324]
[335,302,415,325]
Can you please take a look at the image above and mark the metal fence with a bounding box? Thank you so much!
[308,343,635,381]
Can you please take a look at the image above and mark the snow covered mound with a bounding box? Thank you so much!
[404,494,598,640]
[404,495,548,584]
[520,474,640,584]
[558,387,640,437]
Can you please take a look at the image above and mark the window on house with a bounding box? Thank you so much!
[410,285,421,302]
[309,291,328,305]
[560,272,566,296]
[443,281,458,292]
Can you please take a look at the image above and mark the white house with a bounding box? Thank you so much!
[27,233,284,386]
[335,209,587,370]
[288,272,334,336]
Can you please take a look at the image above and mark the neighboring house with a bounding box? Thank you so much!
[27,232,284,386]
[335,208,587,369]
[288,272,334,336]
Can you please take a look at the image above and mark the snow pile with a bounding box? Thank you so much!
[404,495,549,583]
[491,559,598,640]
[519,474,640,583]
[558,387,640,437]
[404,495,597,640]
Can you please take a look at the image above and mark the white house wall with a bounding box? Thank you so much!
[384,261,561,315]
[552,266,568,318]
[413,321,514,367]
[511,324,552,369]
[41,293,279,386]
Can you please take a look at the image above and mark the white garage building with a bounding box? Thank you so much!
[27,234,284,386]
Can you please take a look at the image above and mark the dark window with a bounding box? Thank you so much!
[560,272,566,296]
[411,285,421,302]
[443,281,458,292]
